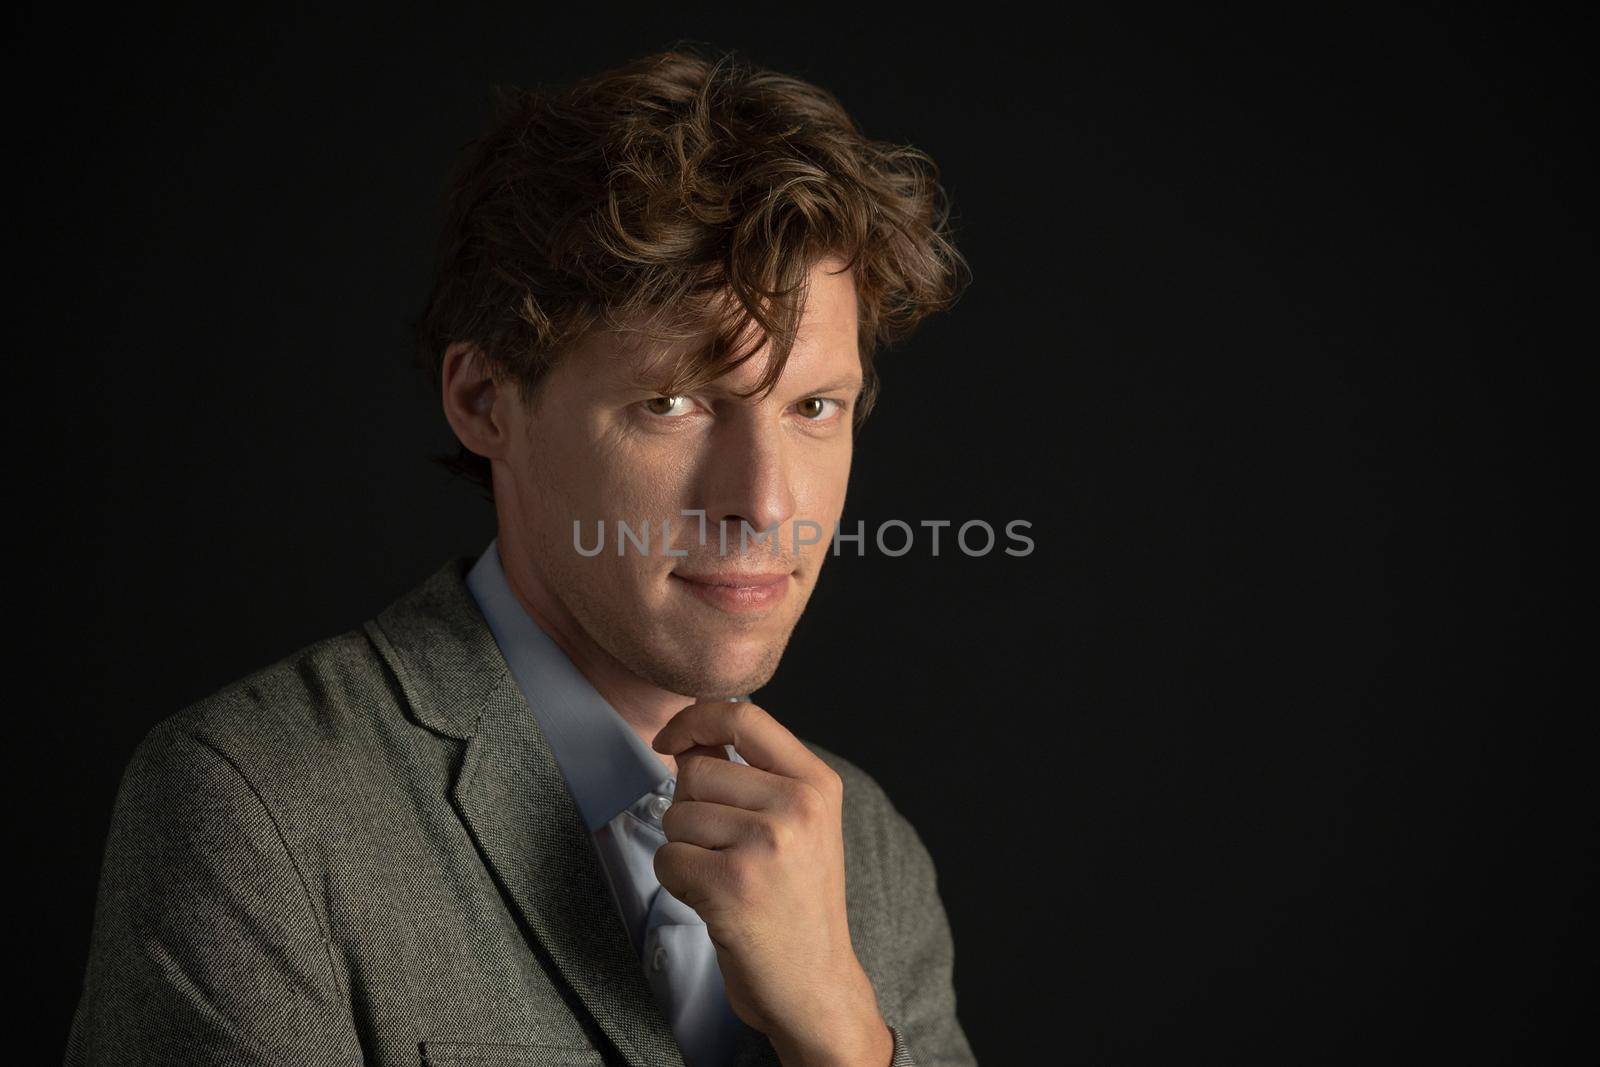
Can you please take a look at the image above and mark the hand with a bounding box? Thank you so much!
[651,701,894,1067]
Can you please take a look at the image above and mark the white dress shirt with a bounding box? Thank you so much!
[465,537,757,1066]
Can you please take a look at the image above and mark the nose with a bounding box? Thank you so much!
[698,409,796,549]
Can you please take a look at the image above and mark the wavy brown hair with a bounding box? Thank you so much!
[411,43,971,500]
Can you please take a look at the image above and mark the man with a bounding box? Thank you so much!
[67,45,974,1067]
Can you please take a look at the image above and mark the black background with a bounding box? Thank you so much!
[12,3,1590,1063]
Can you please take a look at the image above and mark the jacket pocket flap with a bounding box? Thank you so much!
[421,1040,606,1066]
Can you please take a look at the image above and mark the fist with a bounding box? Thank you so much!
[651,701,892,1065]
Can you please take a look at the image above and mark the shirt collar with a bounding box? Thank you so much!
[465,537,747,833]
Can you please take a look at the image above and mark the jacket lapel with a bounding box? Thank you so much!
[368,556,689,1067]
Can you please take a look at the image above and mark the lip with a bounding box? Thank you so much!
[670,570,792,614]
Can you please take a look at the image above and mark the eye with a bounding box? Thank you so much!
[641,395,694,417]
[795,397,842,421]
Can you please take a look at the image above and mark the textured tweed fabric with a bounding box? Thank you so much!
[66,556,976,1066]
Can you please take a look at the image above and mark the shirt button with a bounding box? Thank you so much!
[647,794,672,821]
[652,945,668,971]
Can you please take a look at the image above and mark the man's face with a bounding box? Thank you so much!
[494,256,861,699]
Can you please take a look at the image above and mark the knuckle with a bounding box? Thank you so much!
[755,815,789,852]
[788,782,825,819]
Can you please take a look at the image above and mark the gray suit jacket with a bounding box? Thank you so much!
[66,556,977,1066]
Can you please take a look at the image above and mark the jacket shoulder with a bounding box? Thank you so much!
[116,623,404,841]
[800,737,929,887]
[152,624,390,761]
[802,738,895,816]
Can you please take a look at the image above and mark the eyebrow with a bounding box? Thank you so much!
[798,374,866,396]
[627,369,865,398]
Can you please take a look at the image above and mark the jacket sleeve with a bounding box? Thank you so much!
[65,723,366,1067]
[879,802,978,1066]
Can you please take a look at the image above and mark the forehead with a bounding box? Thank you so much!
[578,263,861,396]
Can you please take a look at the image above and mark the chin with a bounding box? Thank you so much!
[613,589,799,694]
[644,641,782,701]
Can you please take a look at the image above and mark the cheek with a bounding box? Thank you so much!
[539,428,701,578]
[534,416,688,517]
[596,442,697,521]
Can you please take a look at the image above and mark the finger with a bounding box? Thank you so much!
[672,751,798,811]
[652,839,727,912]
[658,798,771,851]
[679,742,731,765]
[652,701,828,787]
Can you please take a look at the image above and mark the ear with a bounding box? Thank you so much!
[440,342,510,460]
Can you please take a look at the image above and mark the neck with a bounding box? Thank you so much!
[496,538,687,778]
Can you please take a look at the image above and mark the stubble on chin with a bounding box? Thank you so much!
[648,634,788,700]
[599,599,795,700]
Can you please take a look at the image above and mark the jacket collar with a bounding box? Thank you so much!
[363,555,695,1067]
[463,538,673,832]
